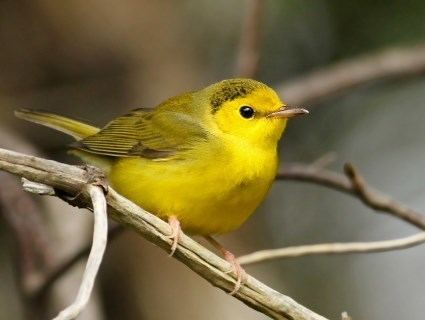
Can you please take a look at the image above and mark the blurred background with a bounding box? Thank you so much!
[1,0,425,319]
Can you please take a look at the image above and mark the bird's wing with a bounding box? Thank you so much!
[71,108,209,160]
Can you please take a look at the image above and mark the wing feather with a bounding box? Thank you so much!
[71,107,209,160]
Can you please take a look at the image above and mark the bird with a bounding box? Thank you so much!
[16,78,308,294]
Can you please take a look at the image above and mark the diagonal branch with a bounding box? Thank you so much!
[0,173,54,294]
[277,163,425,230]
[30,224,124,300]
[0,147,327,320]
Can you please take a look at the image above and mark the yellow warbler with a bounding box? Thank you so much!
[16,78,308,293]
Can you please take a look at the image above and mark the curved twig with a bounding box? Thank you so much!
[52,185,108,320]
[238,232,425,266]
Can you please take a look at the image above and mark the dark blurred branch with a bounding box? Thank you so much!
[279,45,425,105]
[277,163,425,230]
[0,147,327,320]
[0,129,54,300]
[235,0,265,78]
[0,173,54,293]
[31,224,124,300]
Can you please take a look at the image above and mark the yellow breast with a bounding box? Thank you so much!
[108,137,278,235]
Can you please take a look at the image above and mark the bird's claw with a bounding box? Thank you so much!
[166,216,181,256]
[223,250,247,295]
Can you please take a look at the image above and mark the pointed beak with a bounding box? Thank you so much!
[266,106,309,119]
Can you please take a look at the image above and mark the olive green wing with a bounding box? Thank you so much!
[71,108,209,160]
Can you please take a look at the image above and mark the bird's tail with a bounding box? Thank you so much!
[15,109,114,172]
[15,109,99,140]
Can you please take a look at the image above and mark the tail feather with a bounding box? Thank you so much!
[15,109,99,140]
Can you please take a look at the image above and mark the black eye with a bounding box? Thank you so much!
[239,106,255,119]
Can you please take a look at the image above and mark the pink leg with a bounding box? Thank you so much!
[205,236,247,295]
[165,216,182,256]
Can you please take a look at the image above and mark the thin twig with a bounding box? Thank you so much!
[238,232,425,265]
[277,163,425,230]
[278,45,425,106]
[52,185,108,320]
[0,147,327,320]
[235,0,265,78]
[278,163,351,193]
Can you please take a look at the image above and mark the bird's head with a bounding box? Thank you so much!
[202,78,308,148]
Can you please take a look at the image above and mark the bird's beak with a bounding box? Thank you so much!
[266,106,309,119]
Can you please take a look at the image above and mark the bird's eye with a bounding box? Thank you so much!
[239,106,255,119]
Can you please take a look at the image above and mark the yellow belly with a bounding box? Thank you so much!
[107,144,278,235]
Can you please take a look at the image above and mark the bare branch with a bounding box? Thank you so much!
[0,147,327,320]
[278,45,425,106]
[277,163,425,230]
[238,232,425,265]
[51,185,107,320]
[235,0,265,78]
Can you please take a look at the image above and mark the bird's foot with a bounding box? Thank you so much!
[166,216,182,256]
[204,236,246,295]
[223,250,247,295]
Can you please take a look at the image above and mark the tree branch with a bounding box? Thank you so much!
[277,163,425,230]
[278,45,425,106]
[0,147,327,320]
